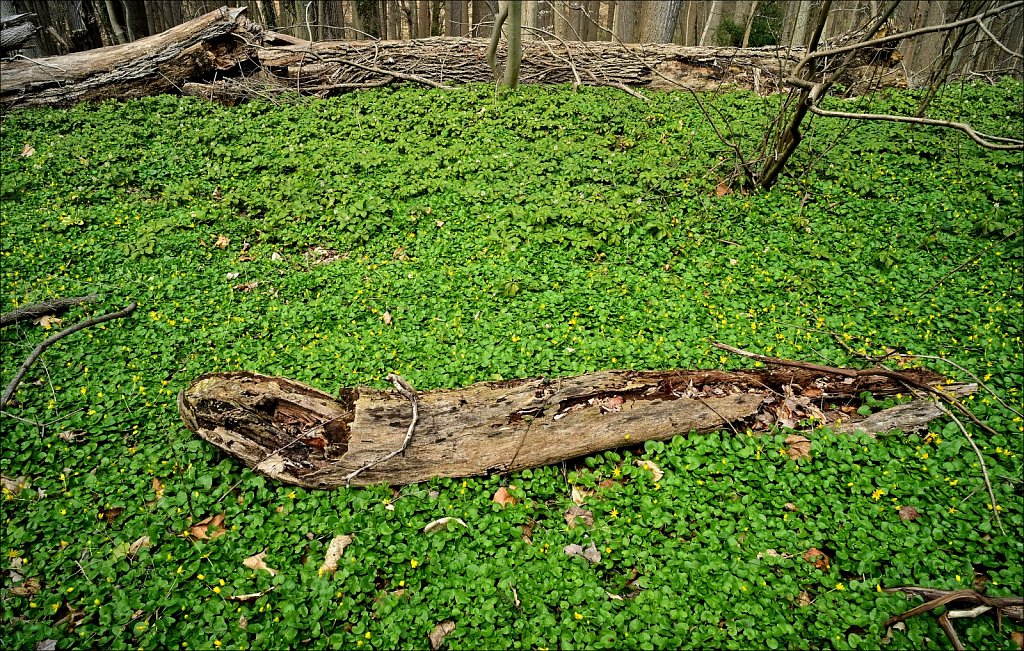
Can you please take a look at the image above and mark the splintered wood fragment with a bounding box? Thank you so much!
[177,365,961,489]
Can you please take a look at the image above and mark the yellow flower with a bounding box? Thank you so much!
[213,587,221,594]
[410,559,419,568]
[836,583,844,591]
[871,489,885,500]
[365,632,372,639]
[214,641,222,648]
[574,612,583,620]
[610,509,619,518]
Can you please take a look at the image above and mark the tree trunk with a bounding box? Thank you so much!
[638,0,682,44]
[178,367,953,488]
[522,0,538,39]
[0,7,254,108]
[446,0,467,36]
[612,0,637,42]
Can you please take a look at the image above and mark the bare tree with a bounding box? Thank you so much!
[446,0,468,36]
[611,0,637,42]
[638,0,681,43]
[752,0,1024,191]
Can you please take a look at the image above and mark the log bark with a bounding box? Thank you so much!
[1,5,909,109]
[0,6,256,109]
[177,366,956,489]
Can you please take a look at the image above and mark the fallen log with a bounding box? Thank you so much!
[0,7,256,109]
[177,366,961,488]
[2,5,907,109]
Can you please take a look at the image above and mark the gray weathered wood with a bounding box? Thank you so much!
[178,366,953,488]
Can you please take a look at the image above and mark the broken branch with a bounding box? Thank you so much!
[1,302,137,410]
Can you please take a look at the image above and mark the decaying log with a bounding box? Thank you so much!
[1,5,907,109]
[0,7,256,109]
[178,366,959,489]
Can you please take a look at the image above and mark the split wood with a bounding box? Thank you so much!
[342,373,418,487]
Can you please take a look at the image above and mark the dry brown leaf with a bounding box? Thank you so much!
[243,551,278,576]
[715,180,731,197]
[564,505,594,529]
[796,591,813,607]
[784,502,798,511]
[1,475,30,494]
[570,486,591,505]
[563,542,601,564]
[635,460,665,481]
[898,506,920,521]
[598,479,617,490]
[492,486,517,508]
[785,434,812,460]
[428,620,456,651]
[189,512,227,540]
[214,235,231,249]
[100,506,124,523]
[382,311,393,326]
[319,534,353,575]
[803,548,830,571]
[392,246,407,260]
[238,614,248,629]
[233,281,259,292]
[423,517,468,534]
[10,577,41,596]
[58,429,85,442]
[35,315,62,328]
[151,478,164,500]
[128,536,151,556]
[238,254,253,262]
[521,520,534,544]
[21,143,35,157]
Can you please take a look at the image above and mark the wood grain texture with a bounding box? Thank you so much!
[178,366,949,488]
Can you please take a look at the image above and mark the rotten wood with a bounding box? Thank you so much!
[0,7,256,109]
[1,7,908,109]
[177,365,959,489]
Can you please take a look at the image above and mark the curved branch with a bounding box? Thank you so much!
[792,1,1024,79]
[975,16,1024,60]
[485,3,510,81]
[806,104,1023,150]
[1,302,137,410]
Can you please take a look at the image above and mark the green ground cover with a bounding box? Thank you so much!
[1,81,1022,650]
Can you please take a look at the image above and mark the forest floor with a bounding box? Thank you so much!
[1,81,1022,649]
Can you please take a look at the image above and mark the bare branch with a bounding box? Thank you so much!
[1,302,137,410]
[806,104,1023,150]
[0,295,99,328]
[793,1,1024,78]
[975,16,1024,60]
[934,402,1004,535]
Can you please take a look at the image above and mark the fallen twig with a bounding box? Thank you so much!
[1,302,137,410]
[0,294,99,328]
[714,340,1008,529]
[884,586,1023,650]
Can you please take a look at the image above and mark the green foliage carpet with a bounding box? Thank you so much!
[1,81,1022,650]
